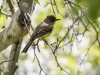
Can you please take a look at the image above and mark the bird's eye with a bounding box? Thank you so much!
[50,18,55,22]
[50,19,54,21]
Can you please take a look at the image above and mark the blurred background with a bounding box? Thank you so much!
[0,0,100,75]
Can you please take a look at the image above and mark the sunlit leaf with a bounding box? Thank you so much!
[34,0,40,4]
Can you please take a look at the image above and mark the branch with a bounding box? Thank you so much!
[43,39,71,75]
[4,40,22,75]
[6,0,15,14]
[33,48,47,75]
[0,9,26,52]
[0,9,11,17]
[0,59,13,65]
[0,0,35,52]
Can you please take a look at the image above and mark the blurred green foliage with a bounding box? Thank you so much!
[0,0,100,75]
[34,0,40,4]
[76,0,100,20]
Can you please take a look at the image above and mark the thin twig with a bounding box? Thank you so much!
[0,9,11,17]
[0,58,13,65]
[80,39,97,65]
[33,48,47,75]
[6,0,15,14]
[0,68,4,74]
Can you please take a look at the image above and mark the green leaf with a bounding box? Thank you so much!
[34,0,40,4]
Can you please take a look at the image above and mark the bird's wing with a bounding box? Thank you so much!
[34,22,53,38]
[22,22,53,53]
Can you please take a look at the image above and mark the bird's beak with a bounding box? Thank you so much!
[56,19,60,21]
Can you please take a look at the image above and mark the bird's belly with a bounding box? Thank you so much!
[39,32,52,39]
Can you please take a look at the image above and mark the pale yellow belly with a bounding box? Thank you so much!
[39,32,52,39]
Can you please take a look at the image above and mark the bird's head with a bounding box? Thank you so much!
[45,14,60,24]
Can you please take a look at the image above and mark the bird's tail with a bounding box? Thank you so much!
[21,34,36,53]
[21,41,33,53]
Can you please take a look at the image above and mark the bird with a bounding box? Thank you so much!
[22,14,60,53]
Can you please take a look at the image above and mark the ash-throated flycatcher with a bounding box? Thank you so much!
[22,14,60,53]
